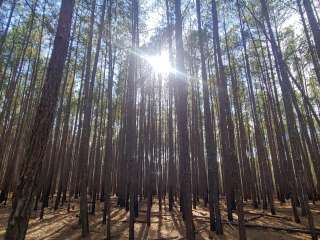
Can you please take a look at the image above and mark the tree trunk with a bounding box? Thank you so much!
[196,0,222,233]
[4,0,74,238]
[174,0,194,238]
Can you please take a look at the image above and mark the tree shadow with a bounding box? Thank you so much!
[26,212,72,235]
[169,206,184,237]
[136,222,149,239]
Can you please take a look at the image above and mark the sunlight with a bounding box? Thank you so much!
[145,50,172,74]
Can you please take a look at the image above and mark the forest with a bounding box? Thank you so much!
[0,0,320,239]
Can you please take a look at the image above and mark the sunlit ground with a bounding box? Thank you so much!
[1,197,319,239]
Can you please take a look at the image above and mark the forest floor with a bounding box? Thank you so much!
[0,197,320,239]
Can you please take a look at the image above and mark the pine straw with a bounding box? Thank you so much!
[0,197,319,239]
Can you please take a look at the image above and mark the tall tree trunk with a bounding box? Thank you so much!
[174,0,194,238]
[196,0,222,233]
[78,0,97,236]
[211,0,246,238]
[127,0,139,238]
[165,0,175,212]
[103,3,114,240]
[4,0,74,238]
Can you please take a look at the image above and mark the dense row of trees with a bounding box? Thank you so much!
[0,0,320,239]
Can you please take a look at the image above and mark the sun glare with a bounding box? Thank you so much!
[145,51,172,74]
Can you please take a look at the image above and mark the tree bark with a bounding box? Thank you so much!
[4,0,74,238]
[174,0,194,239]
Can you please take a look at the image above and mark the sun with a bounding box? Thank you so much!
[145,50,172,74]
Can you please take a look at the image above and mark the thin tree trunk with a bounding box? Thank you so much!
[196,0,222,233]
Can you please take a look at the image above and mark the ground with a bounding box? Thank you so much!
[0,197,319,239]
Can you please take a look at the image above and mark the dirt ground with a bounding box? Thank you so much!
[0,197,319,239]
